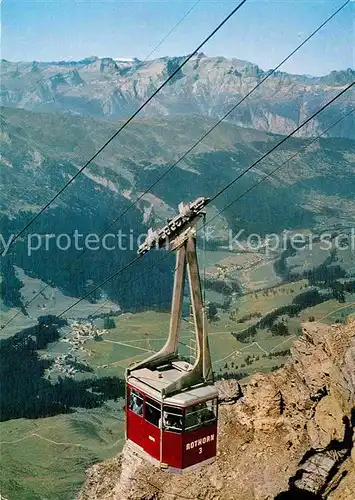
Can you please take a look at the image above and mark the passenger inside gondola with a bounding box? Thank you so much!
[185,400,217,430]
[129,390,143,415]
[165,413,183,431]
[161,407,183,432]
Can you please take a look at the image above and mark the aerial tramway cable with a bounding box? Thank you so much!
[11,0,203,216]
[0,0,239,327]
[1,6,352,333]
[84,105,355,329]
[2,95,353,334]
[208,82,354,205]
[143,0,202,62]
[87,0,350,248]
[1,102,353,339]
[206,109,355,226]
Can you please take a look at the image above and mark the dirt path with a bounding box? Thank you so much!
[1,432,125,450]
[103,339,153,353]
[320,302,355,321]
[0,432,85,447]
[213,335,296,365]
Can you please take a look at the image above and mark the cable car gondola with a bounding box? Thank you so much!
[125,198,218,472]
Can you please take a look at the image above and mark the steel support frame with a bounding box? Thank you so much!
[127,231,213,396]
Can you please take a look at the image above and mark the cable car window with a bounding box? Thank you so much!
[128,388,143,416]
[185,399,217,431]
[145,397,161,427]
[162,405,183,433]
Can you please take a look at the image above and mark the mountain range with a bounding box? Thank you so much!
[1,54,354,138]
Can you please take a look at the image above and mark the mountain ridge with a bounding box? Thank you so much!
[2,55,354,139]
[2,106,355,229]
[2,53,353,79]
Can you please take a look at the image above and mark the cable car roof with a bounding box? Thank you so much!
[127,361,218,406]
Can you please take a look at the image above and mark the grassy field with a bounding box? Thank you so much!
[206,281,308,377]
[200,247,281,294]
[286,241,332,274]
[298,298,355,324]
[248,261,281,290]
[0,268,119,340]
[84,311,197,378]
[0,402,125,500]
[2,293,354,500]
[78,276,348,382]
[69,279,320,385]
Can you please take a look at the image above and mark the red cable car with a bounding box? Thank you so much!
[125,199,218,472]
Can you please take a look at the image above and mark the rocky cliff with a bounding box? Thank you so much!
[1,55,354,139]
[78,318,355,500]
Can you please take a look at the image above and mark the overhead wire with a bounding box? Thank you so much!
[1,3,352,334]
[68,0,352,248]
[2,113,353,339]
[1,0,248,256]
[2,88,353,333]
[143,0,202,62]
[4,0,203,221]
[215,110,355,230]
[98,0,351,240]
[2,0,350,330]
[2,105,350,368]
[0,0,226,327]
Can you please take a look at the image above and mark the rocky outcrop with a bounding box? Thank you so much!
[78,320,355,499]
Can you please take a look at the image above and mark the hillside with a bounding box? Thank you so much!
[2,107,355,228]
[1,107,355,325]
[1,296,354,500]
[1,55,354,138]
[79,319,355,500]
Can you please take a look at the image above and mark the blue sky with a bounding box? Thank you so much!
[2,0,354,76]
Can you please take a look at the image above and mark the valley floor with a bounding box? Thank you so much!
[1,243,354,500]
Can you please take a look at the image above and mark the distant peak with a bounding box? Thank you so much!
[112,57,135,62]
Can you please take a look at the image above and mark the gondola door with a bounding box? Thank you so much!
[126,386,145,450]
[143,396,161,461]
